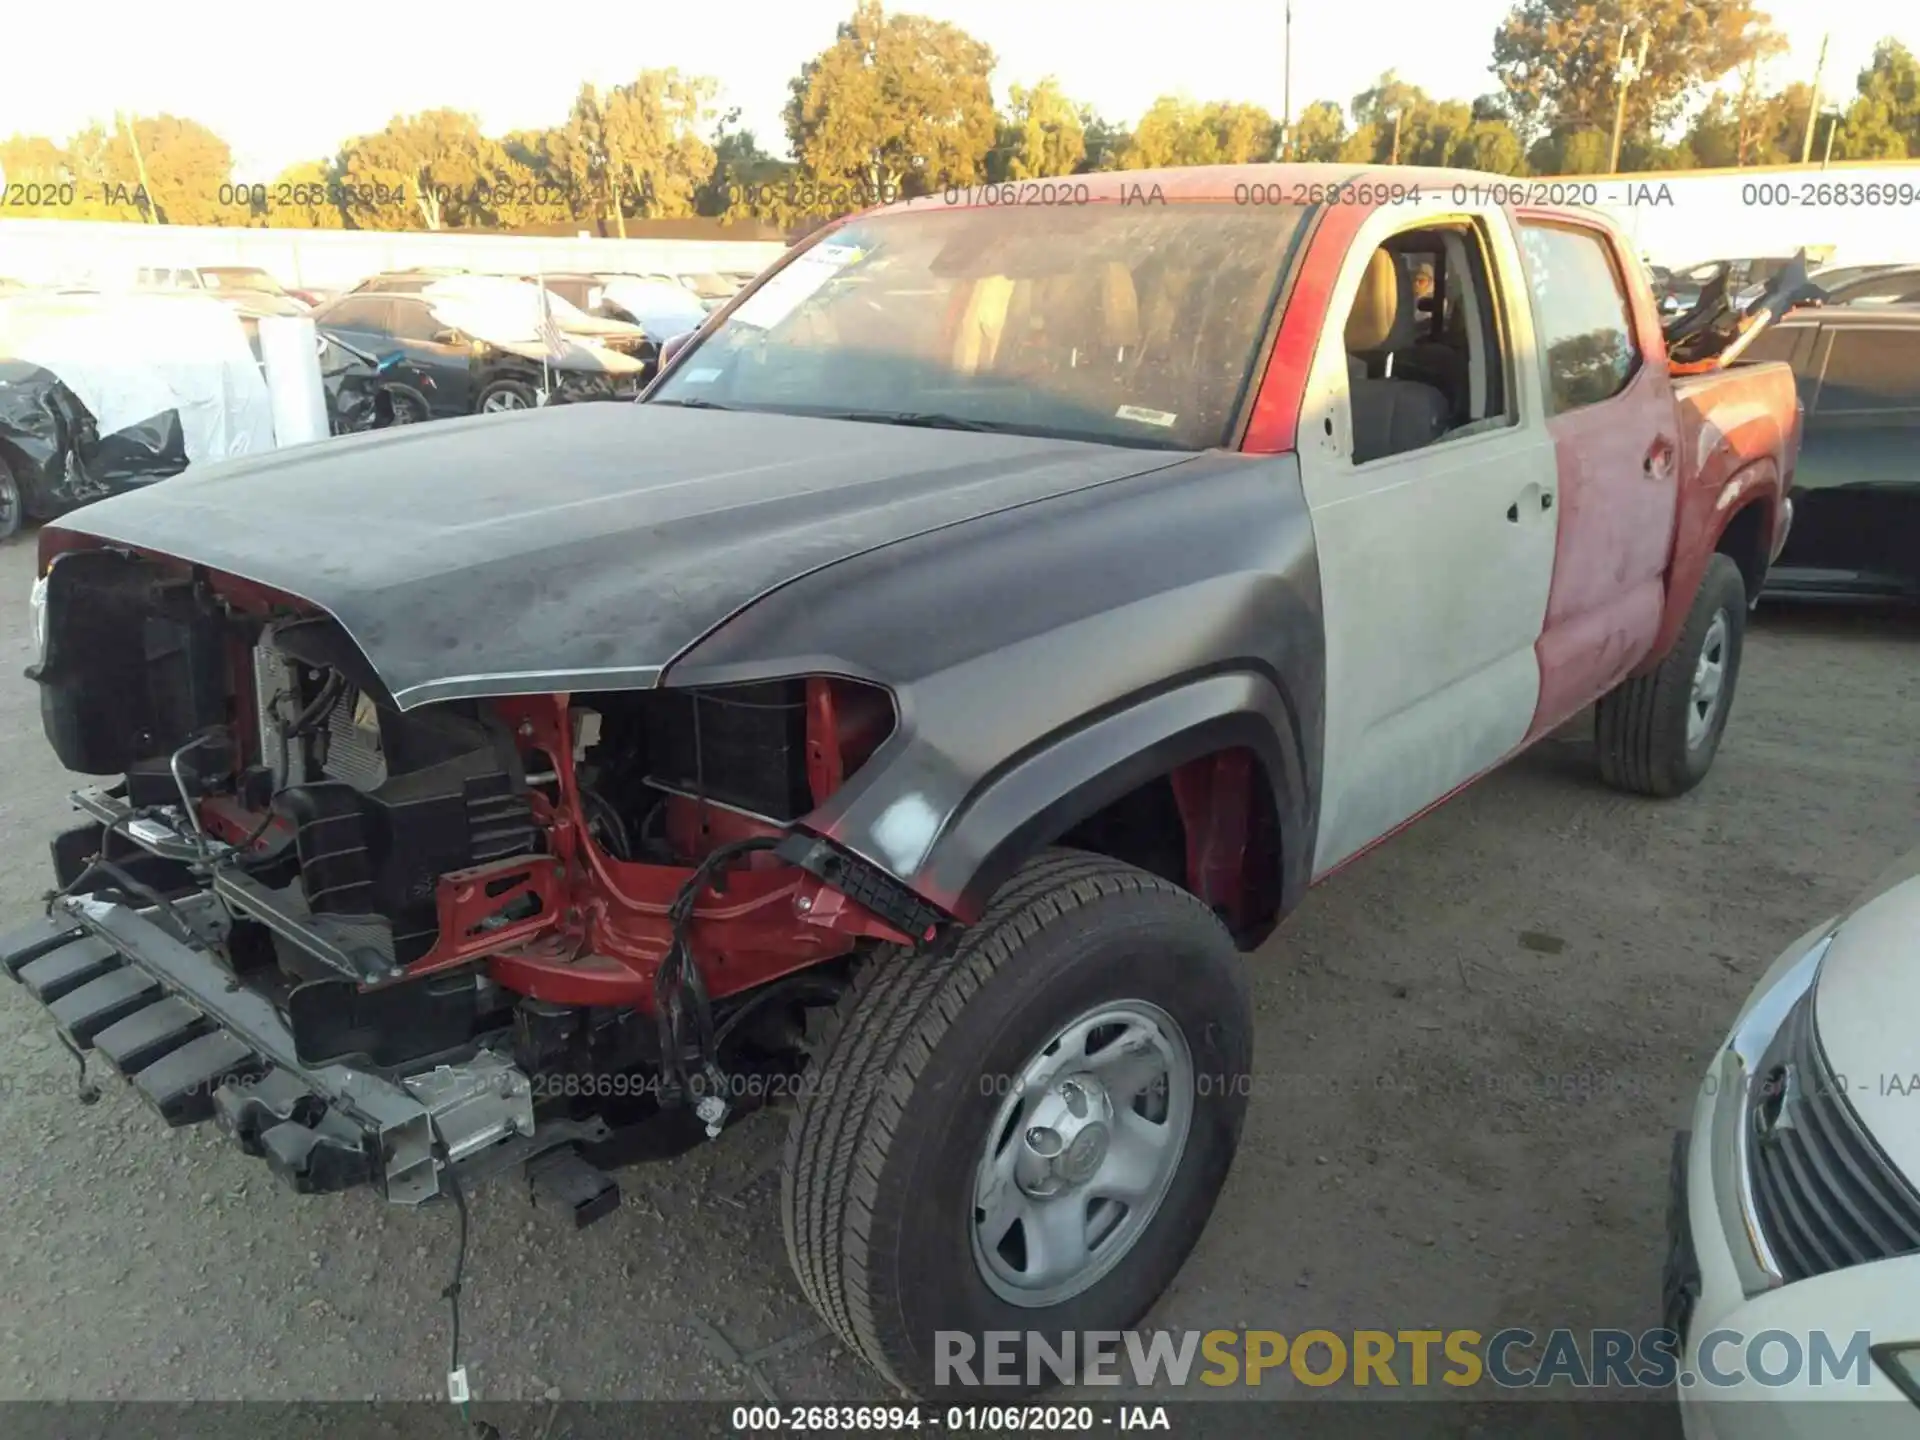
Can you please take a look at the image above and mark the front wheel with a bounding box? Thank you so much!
[1595,553,1747,797]
[781,850,1252,1397]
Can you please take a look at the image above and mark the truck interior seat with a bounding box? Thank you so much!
[1345,248,1451,464]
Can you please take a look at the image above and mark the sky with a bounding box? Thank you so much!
[0,1,1898,181]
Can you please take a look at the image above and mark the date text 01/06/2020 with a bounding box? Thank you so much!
[728,1405,1168,1432]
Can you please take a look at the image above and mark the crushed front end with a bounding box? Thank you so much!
[10,539,938,1220]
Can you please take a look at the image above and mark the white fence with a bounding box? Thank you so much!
[0,218,790,291]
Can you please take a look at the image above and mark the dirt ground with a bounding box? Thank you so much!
[0,527,1913,1423]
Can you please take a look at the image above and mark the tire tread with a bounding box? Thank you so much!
[780,849,1219,1390]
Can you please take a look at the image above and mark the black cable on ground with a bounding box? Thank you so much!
[427,1123,499,1438]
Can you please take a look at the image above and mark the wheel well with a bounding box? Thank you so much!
[1054,745,1283,949]
[1716,500,1771,601]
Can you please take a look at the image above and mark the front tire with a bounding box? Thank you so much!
[1595,553,1747,797]
[781,850,1251,1397]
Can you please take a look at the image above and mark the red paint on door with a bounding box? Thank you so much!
[1518,211,1681,743]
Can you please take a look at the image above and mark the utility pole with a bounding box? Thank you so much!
[1282,0,1293,159]
[1607,24,1650,174]
[1799,32,1829,164]
[1390,111,1403,165]
[1735,57,1758,167]
[117,111,158,223]
[1821,108,1840,168]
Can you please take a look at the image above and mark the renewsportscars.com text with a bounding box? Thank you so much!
[935,1328,1876,1390]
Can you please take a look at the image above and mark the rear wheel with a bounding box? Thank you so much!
[0,455,22,541]
[780,850,1251,1397]
[476,379,538,414]
[1595,553,1747,797]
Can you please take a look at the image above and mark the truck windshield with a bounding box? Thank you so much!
[650,201,1308,451]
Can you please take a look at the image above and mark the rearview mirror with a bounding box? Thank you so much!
[432,327,467,346]
[659,331,694,369]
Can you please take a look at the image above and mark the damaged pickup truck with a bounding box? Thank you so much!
[5,165,1801,1397]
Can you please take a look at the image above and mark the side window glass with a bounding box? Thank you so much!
[1517,223,1639,414]
[1816,330,1920,416]
[1340,224,1511,465]
[387,301,440,341]
[326,299,379,329]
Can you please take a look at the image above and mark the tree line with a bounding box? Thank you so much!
[3,0,1916,233]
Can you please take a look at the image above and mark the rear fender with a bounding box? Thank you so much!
[1642,369,1792,670]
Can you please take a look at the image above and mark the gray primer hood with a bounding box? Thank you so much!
[49,403,1191,708]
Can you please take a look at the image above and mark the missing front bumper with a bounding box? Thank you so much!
[1,896,566,1205]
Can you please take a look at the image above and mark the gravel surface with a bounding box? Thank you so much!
[0,529,1913,1415]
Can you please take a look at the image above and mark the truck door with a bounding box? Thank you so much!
[1292,200,1559,876]
[1512,215,1680,739]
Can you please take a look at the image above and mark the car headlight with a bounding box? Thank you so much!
[30,571,49,662]
[1874,1344,1920,1406]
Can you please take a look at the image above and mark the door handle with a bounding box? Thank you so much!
[1507,489,1554,523]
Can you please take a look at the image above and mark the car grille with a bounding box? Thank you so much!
[1747,992,1920,1281]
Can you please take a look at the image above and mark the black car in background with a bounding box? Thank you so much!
[1739,304,1920,600]
[313,290,648,416]
[1807,265,1920,308]
[312,292,472,420]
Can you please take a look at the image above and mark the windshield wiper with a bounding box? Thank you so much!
[815,410,1010,433]
[650,397,734,410]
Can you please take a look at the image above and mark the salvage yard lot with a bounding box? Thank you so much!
[0,527,1912,1412]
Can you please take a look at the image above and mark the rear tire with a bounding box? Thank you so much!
[476,379,538,414]
[780,849,1251,1397]
[1595,553,1746,797]
[0,455,21,541]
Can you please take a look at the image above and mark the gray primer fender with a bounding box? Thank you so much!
[665,450,1326,925]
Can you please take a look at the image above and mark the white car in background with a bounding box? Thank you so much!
[1669,845,1920,1436]
[134,265,311,317]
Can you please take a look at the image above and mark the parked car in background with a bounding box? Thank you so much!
[426,275,653,362]
[1660,258,1800,317]
[527,272,707,340]
[313,284,648,417]
[311,293,466,421]
[0,290,276,539]
[1667,845,1920,1438]
[525,272,613,315]
[1790,263,1902,305]
[134,266,310,317]
[593,276,710,341]
[5,165,1798,1399]
[1740,304,1920,601]
[343,268,472,295]
[1810,265,1920,308]
[670,270,740,310]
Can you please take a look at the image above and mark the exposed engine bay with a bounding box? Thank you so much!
[24,542,922,1211]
